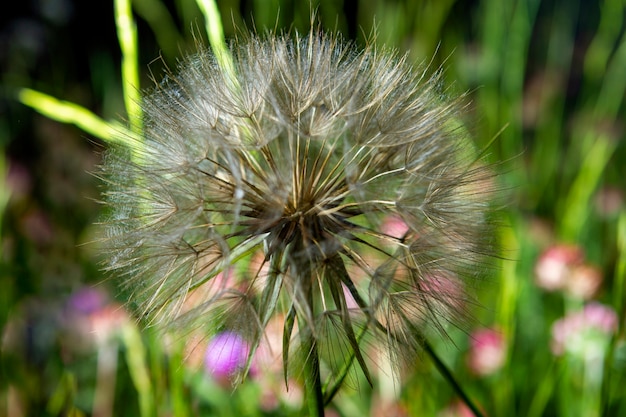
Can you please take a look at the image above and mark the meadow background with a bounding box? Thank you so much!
[1,0,625,416]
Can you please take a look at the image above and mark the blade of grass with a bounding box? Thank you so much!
[121,322,155,417]
[559,133,617,241]
[601,210,626,414]
[477,0,541,159]
[115,0,143,134]
[559,11,626,240]
[18,88,140,148]
[528,0,578,211]
[169,340,190,417]
[195,0,236,79]
[613,211,626,318]
[527,359,565,417]
[133,0,185,61]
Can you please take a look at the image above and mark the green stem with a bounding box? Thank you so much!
[296,249,324,417]
[339,266,484,415]
[421,338,485,417]
[302,333,324,417]
[322,324,369,405]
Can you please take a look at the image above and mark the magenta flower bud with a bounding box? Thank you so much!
[204,331,251,382]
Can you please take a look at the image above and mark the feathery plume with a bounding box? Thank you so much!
[98,27,496,403]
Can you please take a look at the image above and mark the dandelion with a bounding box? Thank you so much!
[99,28,495,415]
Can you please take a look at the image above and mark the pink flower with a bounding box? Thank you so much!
[380,215,410,239]
[67,287,109,314]
[534,244,604,299]
[467,328,506,376]
[534,244,584,291]
[438,400,480,417]
[565,264,602,299]
[422,274,466,318]
[551,302,618,357]
[204,331,252,384]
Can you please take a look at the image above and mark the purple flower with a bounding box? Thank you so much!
[62,286,130,351]
[204,332,252,382]
[67,287,109,315]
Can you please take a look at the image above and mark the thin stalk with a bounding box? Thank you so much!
[343,281,485,417]
[195,0,236,80]
[302,333,324,417]
[296,246,325,417]
[394,309,486,417]
[114,0,142,134]
[420,338,485,417]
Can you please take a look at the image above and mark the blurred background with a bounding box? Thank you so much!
[1,0,625,416]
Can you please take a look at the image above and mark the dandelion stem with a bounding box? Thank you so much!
[302,332,324,417]
[297,248,325,417]
[421,338,485,417]
[322,323,370,405]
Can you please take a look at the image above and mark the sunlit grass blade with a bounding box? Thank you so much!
[121,323,154,417]
[115,0,143,134]
[132,0,184,61]
[18,88,140,148]
[195,0,236,79]
[560,20,626,240]
[559,134,617,241]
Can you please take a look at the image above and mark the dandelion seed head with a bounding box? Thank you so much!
[99,28,496,384]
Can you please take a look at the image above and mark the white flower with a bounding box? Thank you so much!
[99,29,495,388]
